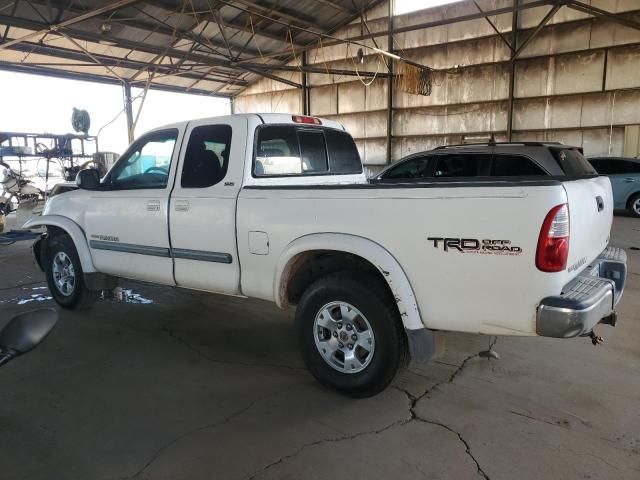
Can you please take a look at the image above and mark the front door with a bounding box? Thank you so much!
[169,117,247,294]
[84,128,181,285]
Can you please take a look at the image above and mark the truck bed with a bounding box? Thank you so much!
[237,178,612,336]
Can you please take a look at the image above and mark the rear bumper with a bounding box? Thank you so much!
[536,247,627,338]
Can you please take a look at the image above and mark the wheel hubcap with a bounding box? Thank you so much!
[633,199,640,215]
[52,251,75,296]
[313,301,375,374]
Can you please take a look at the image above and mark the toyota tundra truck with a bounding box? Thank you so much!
[24,114,627,397]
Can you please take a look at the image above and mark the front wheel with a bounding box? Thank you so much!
[296,272,408,397]
[628,193,640,218]
[45,234,96,310]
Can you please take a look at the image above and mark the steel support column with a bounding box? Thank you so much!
[301,51,310,115]
[506,0,519,141]
[123,82,134,144]
[386,0,394,164]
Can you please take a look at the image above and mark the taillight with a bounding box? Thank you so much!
[292,115,321,125]
[536,203,570,272]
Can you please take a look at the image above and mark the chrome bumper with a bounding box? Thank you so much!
[537,247,627,338]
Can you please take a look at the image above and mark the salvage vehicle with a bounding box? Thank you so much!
[24,114,627,397]
[587,156,640,218]
[0,159,44,216]
[371,142,598,182]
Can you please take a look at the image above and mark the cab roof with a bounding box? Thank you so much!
[150,113,345,134]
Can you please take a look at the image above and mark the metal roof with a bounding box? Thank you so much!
[0,0,381,97]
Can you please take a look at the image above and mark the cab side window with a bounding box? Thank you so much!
[433,154,487,178]
[181,125,232,188]
[615,160,640,174]
[589,159,639,175]
[109,129,178,190]
[382,156,432,180]
[588,159,603,173]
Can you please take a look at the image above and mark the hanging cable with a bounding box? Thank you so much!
[346,42,381,87]
[96,91,145,138]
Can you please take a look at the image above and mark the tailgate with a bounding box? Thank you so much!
[562,176,613,278]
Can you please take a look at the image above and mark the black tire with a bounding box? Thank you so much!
[45,234,96,310]
[627,193,640,218]
[296,272,408,398]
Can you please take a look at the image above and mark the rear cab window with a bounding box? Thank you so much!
[254,125,362,177]
[550,147,597,176]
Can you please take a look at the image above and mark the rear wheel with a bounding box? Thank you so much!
[45,234,96,310]
[628,193,640,218]
[296,272,407,397]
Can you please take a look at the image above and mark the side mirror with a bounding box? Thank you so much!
[76,168,101,190]
[0,309,58,366]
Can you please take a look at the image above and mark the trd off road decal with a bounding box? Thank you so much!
[91,234,120,242]
[427,237,522,255]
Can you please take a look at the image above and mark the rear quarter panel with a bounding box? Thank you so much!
[237,183,571,336]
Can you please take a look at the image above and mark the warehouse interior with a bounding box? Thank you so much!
[1,1,639,479]
[2,0,640,169]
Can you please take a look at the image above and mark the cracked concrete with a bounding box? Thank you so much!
[1,217,639,480]
[127,392,278,480]
[392,350,493,480]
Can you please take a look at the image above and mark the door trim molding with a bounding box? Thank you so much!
[172,248,233,264]
[90,240,170,257]
[89,240,232,263]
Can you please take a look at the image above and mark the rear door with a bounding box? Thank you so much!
[551,148,612,274]
[168,116,247,294]
[606,159,640,208]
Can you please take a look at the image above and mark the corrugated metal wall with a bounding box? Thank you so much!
[234,0,640,174]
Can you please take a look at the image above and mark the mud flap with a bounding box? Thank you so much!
[405,328,441,363]
[32,236,46,271]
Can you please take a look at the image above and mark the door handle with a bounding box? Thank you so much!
[623,178,636,183]
[146,200,160,212]
[175,200,190,212]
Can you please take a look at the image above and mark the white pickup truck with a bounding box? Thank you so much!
[25,113,627,397]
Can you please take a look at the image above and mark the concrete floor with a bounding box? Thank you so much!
[0,218,638,480]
